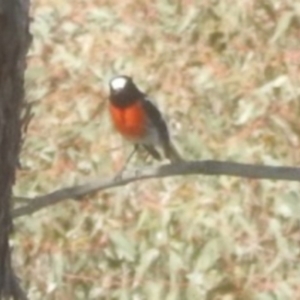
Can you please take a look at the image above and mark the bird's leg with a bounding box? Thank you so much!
[114,145,138,180]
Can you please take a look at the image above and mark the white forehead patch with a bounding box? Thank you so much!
[111,77,127,90]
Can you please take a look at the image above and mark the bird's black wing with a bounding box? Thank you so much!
[142,96,182,162]
[141,97,170,144]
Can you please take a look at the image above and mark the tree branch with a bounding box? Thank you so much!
[13,160,300,219]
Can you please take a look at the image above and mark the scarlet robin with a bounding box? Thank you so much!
[109,75,182,162]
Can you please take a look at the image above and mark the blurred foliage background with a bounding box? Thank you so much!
[14,0,300,299]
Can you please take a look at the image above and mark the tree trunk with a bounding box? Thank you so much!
[0,0,30,299]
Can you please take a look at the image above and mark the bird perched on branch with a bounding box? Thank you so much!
[108,75,182,164]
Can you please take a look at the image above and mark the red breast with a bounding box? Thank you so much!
[109,100,147,140]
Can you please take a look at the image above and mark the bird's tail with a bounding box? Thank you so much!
[143,145,161,160]
[164,142,183,162]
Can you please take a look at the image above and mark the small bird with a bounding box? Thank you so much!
[108,75,182,163]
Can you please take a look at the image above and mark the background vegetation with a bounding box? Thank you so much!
[14,0,300,299]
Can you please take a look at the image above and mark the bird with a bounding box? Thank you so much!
[108,75,182,164]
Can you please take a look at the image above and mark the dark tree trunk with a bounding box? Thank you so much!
[0,0,30,299]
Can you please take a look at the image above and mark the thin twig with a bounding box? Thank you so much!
[12,160,300,219]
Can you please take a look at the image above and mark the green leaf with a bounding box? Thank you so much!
[270,12,294,44]
[109,231,136,262]
[194,238,221,271]
[135,248,160,280]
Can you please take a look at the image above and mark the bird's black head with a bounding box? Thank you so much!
[109,75,144,107]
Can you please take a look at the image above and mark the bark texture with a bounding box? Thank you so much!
[0,0,30,298]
